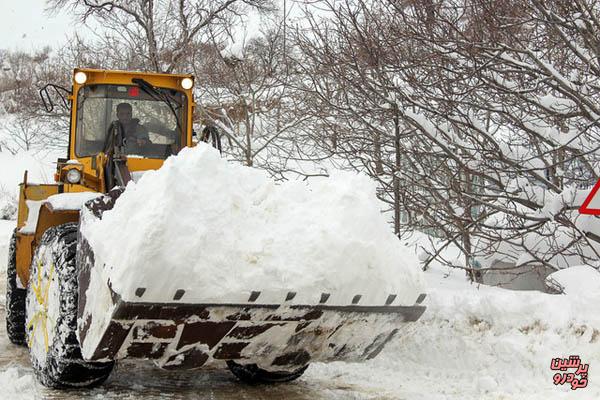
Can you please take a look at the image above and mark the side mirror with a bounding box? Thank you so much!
[201,126,222,153]
[39,83,71,113]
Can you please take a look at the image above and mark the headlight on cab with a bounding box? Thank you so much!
[66,169,81,184]
[74,71,87,85]
[181,77,194,90]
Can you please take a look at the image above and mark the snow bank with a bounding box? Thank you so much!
[546,265,600,296]
[394,266,600,399]
[307,261,600,399]
[82,144,425,305]
[0,183,17,220]
[0,219,15,274]
[0,368,39,399]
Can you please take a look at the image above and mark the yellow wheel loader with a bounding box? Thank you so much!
[5,69,426,388]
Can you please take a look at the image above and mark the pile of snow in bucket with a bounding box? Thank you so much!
[81,144,424,305]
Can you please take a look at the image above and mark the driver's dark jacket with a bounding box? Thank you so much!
[122,118,149,144]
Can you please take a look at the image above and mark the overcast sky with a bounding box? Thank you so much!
[0,0,311,53]
[0,1,85,51]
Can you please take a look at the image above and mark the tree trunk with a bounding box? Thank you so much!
[393,105,401,238]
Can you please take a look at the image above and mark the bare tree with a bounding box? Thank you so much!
[47,0,274,73]
[294,0,600,277]
[194,19,316,179]
[0,48,71,153]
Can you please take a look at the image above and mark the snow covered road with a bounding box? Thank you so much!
[0,220,400,399]
[0,338,383,400]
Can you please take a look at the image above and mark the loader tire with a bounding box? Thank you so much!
[6,228,26,345]
[25,223,114,388]
[227,360,309,384]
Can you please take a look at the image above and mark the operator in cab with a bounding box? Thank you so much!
[116,102,150,148]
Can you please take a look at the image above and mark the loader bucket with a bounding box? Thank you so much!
[76,191,426,371]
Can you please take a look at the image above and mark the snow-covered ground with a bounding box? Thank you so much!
[309,263,600,399]
[0,149,599,399]
[1,218,599,398]
[0,220,13,264]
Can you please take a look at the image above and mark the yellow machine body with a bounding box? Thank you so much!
[9,69,427,381]
[14,68,196,287]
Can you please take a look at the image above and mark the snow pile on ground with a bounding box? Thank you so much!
[1,217,599,398]
[547,265,600,295]
[0,220,14,274]
[82,143,425,305]
[0,368,39,399]
[0,189,17,220]
[306,253,600,399]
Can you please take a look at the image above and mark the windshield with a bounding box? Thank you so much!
[75,84,186,159]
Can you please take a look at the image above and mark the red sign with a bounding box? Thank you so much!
[580,179,600,215]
